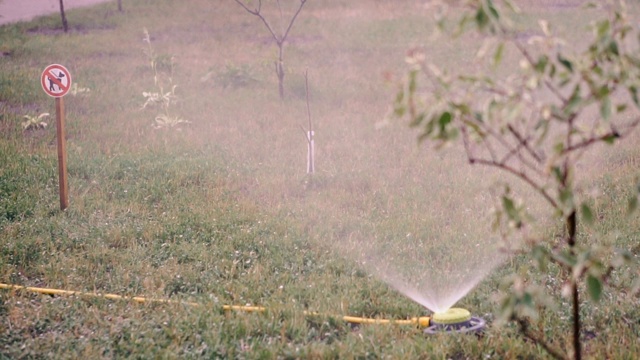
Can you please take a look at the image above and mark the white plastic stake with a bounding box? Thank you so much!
[307,130,315,174]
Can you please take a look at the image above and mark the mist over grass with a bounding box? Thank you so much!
[1,0,639,358]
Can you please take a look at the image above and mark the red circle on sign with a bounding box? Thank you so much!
[41,64,72,98]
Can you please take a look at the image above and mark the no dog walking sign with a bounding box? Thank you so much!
[41,63,72,210]
[41,64,72,98]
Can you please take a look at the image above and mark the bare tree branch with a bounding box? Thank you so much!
[282,0,307,43]
[507,124,543,163]
[233,0,259,15]
[544,79,569,105]
[235,0,281,44]
[561,118,640,155]
[466,155,558,209]
[470,117,545,179]
[517,319,568,360]
[234,0,308,99]
[277,0,284,34]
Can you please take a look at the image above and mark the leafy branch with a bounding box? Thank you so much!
[396,1,640,359]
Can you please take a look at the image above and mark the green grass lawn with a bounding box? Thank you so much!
[1,0,639,358]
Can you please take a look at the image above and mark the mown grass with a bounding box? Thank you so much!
[1,0,639,358]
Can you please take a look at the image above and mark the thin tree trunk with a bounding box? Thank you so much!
[567,210,581,360]
[59,0,68,32]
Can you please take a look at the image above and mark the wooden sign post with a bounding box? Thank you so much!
[41,64,72,210]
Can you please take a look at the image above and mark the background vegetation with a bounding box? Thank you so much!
[1,0,638,358]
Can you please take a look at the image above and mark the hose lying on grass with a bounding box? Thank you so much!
[0,283,431,328]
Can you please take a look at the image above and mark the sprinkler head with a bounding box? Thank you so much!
[424,308,486,335]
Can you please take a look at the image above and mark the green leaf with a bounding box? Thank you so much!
[456,14,472,36]
[475,7,489,31]
[587,274,603,302]
[424,115,436,135]
[557,53,573,72]
[603,134,618,144]
[549,63,556,78]
[558,75,572,88]
[502,196,515,213]
[595,85,610,99]
[553,142,564,155]
[493,42,505,67]
[559,188,573,207]
[600,96,612,120]
[591,64,603,76]
[502,195,520,226]
[438,111,452,131]
[608,40,619,56]
[451,102,471,116]
[616,104,628,114]
[565,85,582,114]
[596,19,610,38]
[486,0,500,19]
[534,55,548,73]
[394,90,405,117]
[581,203,594,225]
[503,0,520,14]
[551,166,563,181]
[408,70,418,93]
[630,86,639,108]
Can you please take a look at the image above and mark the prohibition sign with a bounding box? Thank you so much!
[41,64,72,98]
[41,64,73,210]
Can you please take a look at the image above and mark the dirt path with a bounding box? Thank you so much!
[0,0,113,25]
[0,0,589,27]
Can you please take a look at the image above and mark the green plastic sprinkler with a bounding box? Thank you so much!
[424,308,486,334]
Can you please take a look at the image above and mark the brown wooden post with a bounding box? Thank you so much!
[56,97,69,210]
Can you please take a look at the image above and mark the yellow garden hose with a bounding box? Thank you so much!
[0,283,431,328]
